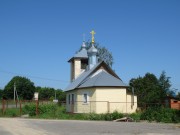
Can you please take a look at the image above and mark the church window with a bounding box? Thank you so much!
[83,93,88,103]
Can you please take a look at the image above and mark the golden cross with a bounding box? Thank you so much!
[90,30,96,43]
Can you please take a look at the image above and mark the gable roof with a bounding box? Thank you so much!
[79,70,127,88]
[65,61,128,91]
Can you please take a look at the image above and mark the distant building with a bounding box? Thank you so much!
[165,96,180,110]
[65,30,137,114]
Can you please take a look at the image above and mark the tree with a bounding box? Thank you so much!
[36,87,54,100]
[129,73,161,107]
[129,71,174,108]
[35,86,65,101]
[56,89,66,101]
[0,89,3,99]
[3,76,35,100]
[86,42,113,67]
[177,92,180,100]
[159,71,174,97]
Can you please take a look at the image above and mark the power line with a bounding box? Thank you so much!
[0,69,69,83]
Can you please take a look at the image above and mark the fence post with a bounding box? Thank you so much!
[2,99,5,115]
[36,100,38,116]
[20,100,22,116]
[6,100,8,108]
[16,100,17,108]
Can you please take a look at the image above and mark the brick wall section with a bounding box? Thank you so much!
[170,99,180,110]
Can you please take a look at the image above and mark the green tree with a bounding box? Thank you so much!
[86,42,113,67]
[0,89,3,99]
[36,87,54,100]
[176,92,180,100]
[129,73,161,107]
[159,71,174,97]
[129,71,174,108]
[56,89,66,101]
[3,76,35,100]
[35,87,65,101]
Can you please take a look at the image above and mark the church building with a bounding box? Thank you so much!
[65,30,137,114]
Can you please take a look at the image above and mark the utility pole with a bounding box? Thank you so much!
[55,91,56,100]
[14,83,16,101]
[16,89,19,101]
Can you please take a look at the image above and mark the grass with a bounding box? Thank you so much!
[0,108,20,117]
[1,104,179,123]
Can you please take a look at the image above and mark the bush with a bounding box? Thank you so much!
[0,108,19,117]
[111,111,124,120]
[129,113,141,122]
[141,107,180,123]
[86,113,102,120]
[86,111,124,121]
[23,102,58,116]
[23,103,36,116]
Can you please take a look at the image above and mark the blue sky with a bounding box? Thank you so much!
[0,0,180,92]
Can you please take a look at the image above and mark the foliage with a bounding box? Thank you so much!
[86,42,114,67]
[86,111,124,121]
[159,71,174,97]
[110,111,124,120]
[23,104,86,119]
[129,73,161,107]
[22,103,125,121]
[3,76,35,100]
[129,71,175,108]
[141,107,180,123]
[0,89,3,99]
[35,87,54,100]
[23,102,58,116]
[129,113,141,122]
[2,103,179,123]
[0,108,20,117]
[176,92,180,100]
[56,90,66,101]
[35,86,65,101]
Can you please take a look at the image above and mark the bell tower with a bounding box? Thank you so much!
[68,41,88,82]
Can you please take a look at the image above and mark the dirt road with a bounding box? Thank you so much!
[0,118,179,135]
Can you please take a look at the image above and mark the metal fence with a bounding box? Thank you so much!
[66,101,137,114]
[65,101,180,114]
[1,100,179,116]
[0,100,52,116]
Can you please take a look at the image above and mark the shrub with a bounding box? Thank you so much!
[23,103,36,116]
[111,111,124,120]
[141,107,180,123]
[86,111,124,121]
[86,113,102,120]
[1,108,19,117]
[23,102,58,116]
[129,113,141,122]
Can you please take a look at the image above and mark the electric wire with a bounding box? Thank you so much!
[0,68,69,83]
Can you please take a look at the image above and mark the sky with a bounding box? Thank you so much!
[0,0,180,92]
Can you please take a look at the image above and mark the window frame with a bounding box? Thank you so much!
[83,92,89,104]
